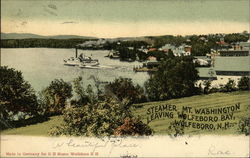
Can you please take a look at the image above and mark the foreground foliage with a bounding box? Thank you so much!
[2,91,249,136]
[49,98,152,136]
[0,66,38,123]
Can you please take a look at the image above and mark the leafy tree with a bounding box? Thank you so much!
[147,50,168,61]
[0,66,38,120]
[224,33,248,43]
[116,47,136,61]
[137,50,148,61]
[238,76,250,91]
[167,49,175,58]
[105,77,147,106]
[152,35,186,48]
[70,77,98,107]
[145,56,199,101]
[38,79,72,115]
[191,42,211,56]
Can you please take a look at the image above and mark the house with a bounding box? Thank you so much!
[173,44,191,56]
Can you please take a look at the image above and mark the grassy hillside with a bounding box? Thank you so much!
[133,91,250,135]
[1,116,63,136]
[1,91,249,136]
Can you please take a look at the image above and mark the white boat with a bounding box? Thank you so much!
[64,53,99,67]
[63,57,82,66]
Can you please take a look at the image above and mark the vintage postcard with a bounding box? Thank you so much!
[1,0,249,157]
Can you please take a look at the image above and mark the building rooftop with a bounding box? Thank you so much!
[197,67,217,79]
[214,56,250,72]
[219,50,249,56]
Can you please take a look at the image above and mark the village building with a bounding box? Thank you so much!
[160,44,192,56]
[197,40,250,87]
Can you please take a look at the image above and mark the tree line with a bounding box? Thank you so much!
[1,33,248,58]
[1,39,94,48]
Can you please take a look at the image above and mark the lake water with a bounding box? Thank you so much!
[1,48,149,92]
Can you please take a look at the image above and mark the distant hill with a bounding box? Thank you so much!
[1,32,97,39]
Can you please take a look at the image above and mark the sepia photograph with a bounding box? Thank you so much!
[1,0,249,157]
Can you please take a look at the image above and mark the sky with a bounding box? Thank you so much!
[1,0,250,38]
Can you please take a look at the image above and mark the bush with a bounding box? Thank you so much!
[114,117,153,136]
[238,117,250,135]
[203,80,211,94]
[168,120,185,137]
[49,97,152,136]
[105,77,147,105]
[49,98,130,136]
[0,66,38,121]
[38,79,72,115]
[49,77,152,137]
[209,87,220,93]
[238,76,250,91]
[220,79,237,92]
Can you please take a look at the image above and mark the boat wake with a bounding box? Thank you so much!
[79,65,115,69]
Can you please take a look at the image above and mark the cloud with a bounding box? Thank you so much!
[44,8,57,16]
[48,4,57,10]
[21,21,28,26]
[43,5,58,16]
[61,21,78,24]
